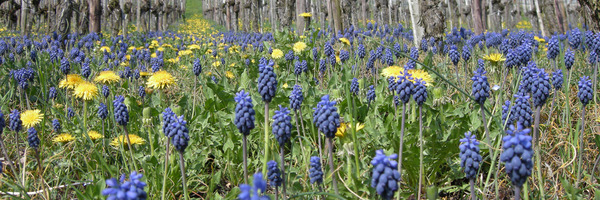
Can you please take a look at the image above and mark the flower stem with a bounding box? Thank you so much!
[533,106,545,199]
[123,127,138,170]
[514,186,521,200]
[469,179,476,200]
[0,137,18,178]
[480,104,491,155]
[418,106,423,200]
[576,105,586,188]
[262,102,270,176]
[397,103,406,200]
[280,146,287,200]
[275,187,279,200]
[326,137,338,195]
[161,140,171,200]
[242,135,248,184]
[178,151,190,200]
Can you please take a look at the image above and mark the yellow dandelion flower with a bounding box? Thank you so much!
[409,69,433,86]
[125,55,131,60]
[272,49,284,59]
[21,109,44,128]
[205,49,213,55]
[534,36,545,43]
[335,122,364,138]
[151,53,157,58]
[339,38,350,45]
[73,81,99,100]
[483,53,506,63]
[179,50,193,56]
[282,83,289,89]
[94,71,121,84]
[147,70,176,89]
[299,12,312,18]
[110,134,145,148]
[212,61,221,67]
[188,44,201,50]
[87,131,104,140]
[293,42,307,54]
[381,66,404,78]
[99,46,111,53]
[53,133,75,144]
[59,74,84,89]
[140,71,152,77]
[225,71,235,79]
[157,47,165,52]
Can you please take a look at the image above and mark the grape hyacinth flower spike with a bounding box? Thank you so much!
[102,172,147,200]
[168,115,191,200]
[272,105,291,198]
[289,84,307,153]
[413,79,427,199]
[235,90,256,183]
[367,85,376,105]
[113,95,137,171]
[267,160,282,200]
[459,132,482,200]
[395,70,413,187]
[258,59,278,176]
[312,95,340,194]
[160,107,177,199]
[500,124,533,200]
[549,70,563,119]
[371,150,401,200]
[238,173,270,200]
[309,156,324,190]
[576,76,593,188]
[530,69,551,198]
[471,66,491,148]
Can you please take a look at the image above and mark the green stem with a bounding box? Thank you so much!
[123,127,138,170]
[243,135,248,184]
[470,179,476,200]
[515,186,521,200]
[533,106,545,199]
[262,102,270,176]
[280,146,287,200]
[179,151,190,200]
[326,137,339,195]
[418,106,423,200]
[576,105,586,188]
[397,103,406,200]
[161,140,171,200]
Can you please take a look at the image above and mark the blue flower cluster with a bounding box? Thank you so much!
[266,160,282,187]
[272,105,292,146]
[238,173,270,200]
[234,90,256,136]
[102,85,110,98]
[395,71,413,104]
[471,67,490,105]
[27,127,39,149]
[370,149,401,200]
[193,58,202,76]
[312,95,341,138]
[551,70,563,90]
[366,85,376,104]
[462,45,471,62]
[449,45,460,66]
[546,36,559,60]
[531,69,551,107]
[138,86,146,99]
[357,43,366,59]
[459,132,482,179]
[52,119,61,133]
[9,110,22,132]
[500,124,533,188]
[257,59,278,103]
[510,95,532,127]
[412,79,427,106]
[0,112,4,135]
[168,115,190,152]
[67,107,75,119]
[60,58,70,75]
[289,85,303,111]
[102,172,148,200]
[564,49,574,70]
[309,156,323,184]
[577,76,593,105]
[162,107,176,137]
[98,103,108,120]
[48,87,57,100]
[502,100,511,127]
[113,95,129,126]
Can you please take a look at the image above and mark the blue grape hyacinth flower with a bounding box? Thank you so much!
[27,127,40,149]
[459,132,482,179]
[289,85,303,111]
[193,58,202,76]
[471,67,490,105]
[98,103,108,120]
[0,111,4,135]
[547,36,559,60]
[257,59,278,103]
[531,69,551,107]
[238,173,270,200]
[9,110,22,133]
[502,100,512,127]
[52,119,61,133]
[113,95,129,126]
[395,70,414,104]
[370,149,401,200]
[266,160,282,187]
[48,87,57,100]
[511,95,532,127]
[309,156,324,184]
[169,115,190,152]
[102,85,110,98]
[102,171,148,200]
[312,95,341,138]
[412,79,427,106]
[564,49,575,70]
[272,105,292,146]
[367,85,376,104]
[449,45,460,66]
[552,70,563,90]
[350,78,359,95]
[500,124,533,188]
[234,90,256,136]
[577,76,593,106]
